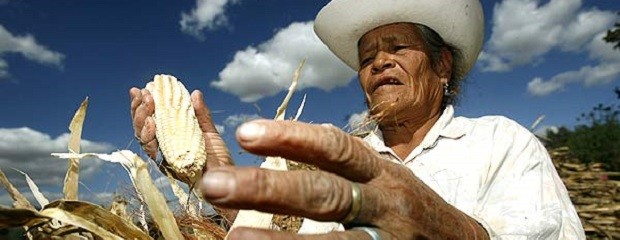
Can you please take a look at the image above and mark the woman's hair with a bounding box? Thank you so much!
[414,23,464,107]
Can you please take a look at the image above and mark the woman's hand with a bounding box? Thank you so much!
[200,120,489,239]
[129,87,238,221]
[129,88,234,168]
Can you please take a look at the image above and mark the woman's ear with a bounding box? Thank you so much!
[438,48,453,85]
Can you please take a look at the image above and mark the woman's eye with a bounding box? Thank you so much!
[394,45,408,52]
[360,57,373,67]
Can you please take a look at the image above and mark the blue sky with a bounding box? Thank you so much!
[0,0,618,206]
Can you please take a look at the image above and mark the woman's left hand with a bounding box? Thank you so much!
[200,120,488,239]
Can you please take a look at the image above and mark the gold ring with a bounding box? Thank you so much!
[341,182,362,224]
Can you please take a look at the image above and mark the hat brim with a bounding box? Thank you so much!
[314,0,484,79]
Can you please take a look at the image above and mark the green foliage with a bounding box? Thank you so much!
[543,126,572,149]
[603,13,620,49]
[568,115,620,171]
[544,88,620,171]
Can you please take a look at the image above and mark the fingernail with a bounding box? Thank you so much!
[237,122,265,141]
[201,170,235,200]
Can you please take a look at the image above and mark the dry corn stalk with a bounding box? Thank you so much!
[145,74,206,186]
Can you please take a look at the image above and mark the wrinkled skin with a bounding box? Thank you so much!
[130,22,490,239]
[129,88,237,222]
[358,23,447,128]
[202,120,489,239]
[357,23,452,159]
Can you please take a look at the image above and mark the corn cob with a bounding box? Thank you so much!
[145,74,206,186]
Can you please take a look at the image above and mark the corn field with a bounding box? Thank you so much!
[0,61,308,239]
[0,61,618,239]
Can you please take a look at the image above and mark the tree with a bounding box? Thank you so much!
[604,13,620,49]
[545,89,620,171]
[570,102,620,170]
[545,21,620,170]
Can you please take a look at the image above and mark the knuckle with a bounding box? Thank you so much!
[307,174,346,215]
[241,169,274,203]
[322,128,354,164]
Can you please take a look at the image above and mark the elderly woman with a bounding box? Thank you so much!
[131,0,585,239]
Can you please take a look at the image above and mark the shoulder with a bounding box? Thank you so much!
[453,115,535,141]
[455,115,551,171]
[454,115,548,163]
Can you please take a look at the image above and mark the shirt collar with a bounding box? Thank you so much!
[363,105,466,153]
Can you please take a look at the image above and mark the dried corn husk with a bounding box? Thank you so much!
[13,168,49,209]
[0,207,48,228]
[145,74,206,186]
[53,150,185,239]
[227,60,307,236]
[0,167,34,210]
[64,97,88,201]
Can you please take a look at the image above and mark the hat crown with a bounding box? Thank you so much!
[314,0,484,79]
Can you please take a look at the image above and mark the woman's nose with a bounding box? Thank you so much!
[371,52,395,74]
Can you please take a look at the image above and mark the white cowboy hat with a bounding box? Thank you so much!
[314,0,484,79]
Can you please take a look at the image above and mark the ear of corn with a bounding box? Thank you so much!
[145,74,207,186]
[9,96,226,239]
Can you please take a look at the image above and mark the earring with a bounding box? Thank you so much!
[443,83,450,96]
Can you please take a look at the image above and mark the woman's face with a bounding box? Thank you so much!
[357,23,450,126]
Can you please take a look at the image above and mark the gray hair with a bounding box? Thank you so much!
[414,23,464,107]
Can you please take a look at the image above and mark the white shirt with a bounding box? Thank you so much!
[298,105,585,239]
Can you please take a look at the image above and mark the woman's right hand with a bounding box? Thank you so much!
[129,87,234,169]
[129,87,238,223]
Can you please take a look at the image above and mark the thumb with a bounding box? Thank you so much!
[190,90,234,168]
[191,90,220,134]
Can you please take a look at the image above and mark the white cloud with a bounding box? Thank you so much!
[0,24,65,79]
[479,0,619,96]
[0,59,8,78]
[480,0,581,72]
[0,191,115,208]
[223,113,261,129]
[587,32,620,63]
[215,124,225,134]
[480,0,617,72]
[211,21,356,102]
[533,125,559,138]
[180,0,239,40]
[0,127,115,189]
[527,33,620,96]
[560,9,618,52]
[347,110,368,129]
[346,110,375,134]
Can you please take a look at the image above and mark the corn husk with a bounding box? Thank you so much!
[0,207,48,228]
[39,200,150,240]
[13,168,49,209]
[64,97,88,201]
[227,60,307,236]
[53,150,184,239]
[0,167,34,210]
